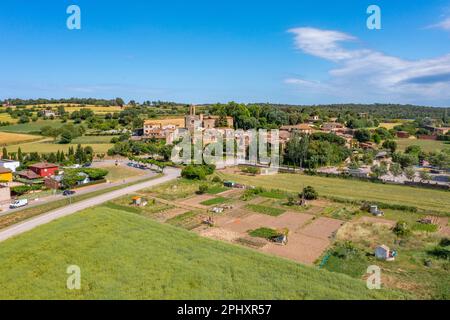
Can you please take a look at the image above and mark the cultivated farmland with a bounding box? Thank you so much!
[217,170,450,215]
[0,132,42,146]
[0,206,407,299]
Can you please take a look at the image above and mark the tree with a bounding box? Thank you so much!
[18,147,23,162]
[2,147,7,159]
[197,184,209,194]
[115,97,125,107]
[354,129,371,143]
[404,167,416,181]
[181,165,207,180]
[284,133,309,168]
[393,221,411,237]
[370,164,388,179]
[419,171,431,183]
[372,133,381,144]
[389,163,402,177]
[382,140,397,153]
[300,186,318,200]
[60,130,73,144]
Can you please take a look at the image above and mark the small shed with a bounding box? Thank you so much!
[132,196,147,207]
[223,181,235,188]
[375,245,396,261]
[370,205,384,216]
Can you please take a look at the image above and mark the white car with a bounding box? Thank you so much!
[10,199,28,209]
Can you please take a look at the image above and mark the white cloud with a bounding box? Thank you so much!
[286,27,450,105]
[428,17,450,31]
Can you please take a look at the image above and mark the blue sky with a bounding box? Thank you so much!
[1,0,450,106]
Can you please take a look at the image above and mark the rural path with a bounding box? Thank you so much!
[0,167,181,243]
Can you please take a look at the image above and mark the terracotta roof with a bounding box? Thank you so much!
[0,167,12,174]
[29,162,58,169]
[144,118,185,127]
[17,170,40,179]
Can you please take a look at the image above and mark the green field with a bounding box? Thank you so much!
[6,139,113,154]
[71,135,115,144]
[396,138,450,152]
[246,204,286,216]
[200,197,228,206]
[0,206,407,299]
[0,120,69,133]
[105,165,146,182]
[217,172,450,215]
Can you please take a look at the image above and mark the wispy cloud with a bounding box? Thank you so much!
[286,27,450,105]
[427,17,450,31]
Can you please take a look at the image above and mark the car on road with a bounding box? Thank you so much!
[10,199,28,209]
[82,163,92,168]
[62,190,76,196]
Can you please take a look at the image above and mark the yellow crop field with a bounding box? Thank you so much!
[0,132,42,146]
[0,113,18,124]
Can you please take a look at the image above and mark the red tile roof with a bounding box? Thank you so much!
[29,162,58,169]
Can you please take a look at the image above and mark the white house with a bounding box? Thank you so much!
[0,159,20,173]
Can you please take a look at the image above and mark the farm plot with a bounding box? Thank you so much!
[0,132,42,146]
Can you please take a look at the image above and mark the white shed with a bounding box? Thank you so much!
[0,159,20,173]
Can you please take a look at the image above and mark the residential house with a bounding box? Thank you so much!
[29,163,59,178]
[0,159,20,172]
[0,167,13,182]
[321,122,345,132]
[185,105,233,132]
[16,170,41,180]
[280,123,314,135]
[44,175,63,189]
[43,109,58,118]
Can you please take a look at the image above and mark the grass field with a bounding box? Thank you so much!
[325,220,450,299]
[217,172,450,215]
[0,132,42,146]
[105,165,146,182]
[396,138,450,152]
[0,120,69,133]
[6,139,113,154]
[0,206,408,299]
[71,135,115,144]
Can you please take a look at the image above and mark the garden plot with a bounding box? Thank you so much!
[210,209,340,265]
[177,194,216,208]
[261,233,330,265]
[152,207,190,222]
[298,217,344,241]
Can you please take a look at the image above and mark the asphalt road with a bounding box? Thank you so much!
[0,167,180,243]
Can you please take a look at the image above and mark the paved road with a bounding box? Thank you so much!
[0,161,156,217]
[0,167,181,243]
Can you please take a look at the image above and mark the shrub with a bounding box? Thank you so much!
[181,165,207,180]
[393,220,411,237]
[212,176,222,183]
[11,185,31,195]
[300,186,318,200]
[241,166,260,175]
[197,184,209,195]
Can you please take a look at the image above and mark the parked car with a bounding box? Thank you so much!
[63,190,76,196]
[10,199,28,209]
[82,163,92,168]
